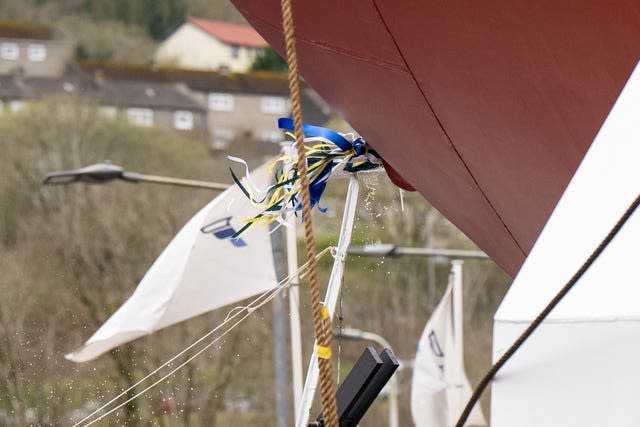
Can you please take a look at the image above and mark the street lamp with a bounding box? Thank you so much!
[333,327,400,427]
[43,161,229,191]
[347,243,490,312]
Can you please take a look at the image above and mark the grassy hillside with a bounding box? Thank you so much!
[0,0,245,62]
[0,0,244,26]
[0,97,278,425]
[0,96,512,425]
[0,2,514,418]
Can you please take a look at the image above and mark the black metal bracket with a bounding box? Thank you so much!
[311,346,399,427]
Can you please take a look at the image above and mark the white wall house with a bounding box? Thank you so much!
[78,62,333,152]
[0,22,73,77]
[154,17,268,73]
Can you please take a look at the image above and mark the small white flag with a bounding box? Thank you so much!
[66,163,277,362]
[411,278,486,427]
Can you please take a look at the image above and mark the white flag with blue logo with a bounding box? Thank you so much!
[411,279,486,426]
[66,163,276,362]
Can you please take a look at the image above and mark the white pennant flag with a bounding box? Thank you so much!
[66,163,276,362]
[411,276,486,427]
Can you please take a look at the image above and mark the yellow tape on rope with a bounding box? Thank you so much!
[316,345,333,360]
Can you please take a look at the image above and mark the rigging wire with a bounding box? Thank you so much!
[74,246,335,427]
[82,308,256,427]
[455,192,640,427]
[337,293,344,384]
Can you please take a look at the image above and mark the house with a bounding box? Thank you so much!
[0,19,332,145]
[0,65,94,114]
[78,62,333,150]
[174,70,293,149]
[0,21,73,77]
[154,17,268,73]
[95,78,207,133]
[0,63,208,134]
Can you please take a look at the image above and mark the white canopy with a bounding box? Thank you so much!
[492,61,640,426]
[67,163,276,362]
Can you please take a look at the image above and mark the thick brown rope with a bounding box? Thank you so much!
[279,0,339,426]
[456,192,640,426]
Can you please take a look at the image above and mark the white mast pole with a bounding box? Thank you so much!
[279,141,305,415]
[295,176,360,427]
[279,140,305,415]
[450,259,465,425]
[286,216,304,416]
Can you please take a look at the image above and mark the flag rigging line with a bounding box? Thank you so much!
[72,246,335,427]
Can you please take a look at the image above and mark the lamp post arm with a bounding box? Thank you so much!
[393,247,488,259]
[43,162,230,191]
[347,245,489,260]
[120,172,229,191]
[337,328,392,350]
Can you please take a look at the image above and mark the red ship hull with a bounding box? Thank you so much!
[232,0,640,275]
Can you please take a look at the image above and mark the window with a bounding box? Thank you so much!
[213,128,234,140]
[27,44,46,62]
[174,110,194,130]
[211,127,234,150]
[208,93,234,111]
[260,130,283,143]
[1,43,19,60]
[127,108,153,127]
[261,97,287,115]
[9,100,24,113]
[230,45,239,59]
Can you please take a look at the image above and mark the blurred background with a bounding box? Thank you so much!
[0,1,512,425]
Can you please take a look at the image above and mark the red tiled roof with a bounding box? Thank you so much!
[187,17,267,48]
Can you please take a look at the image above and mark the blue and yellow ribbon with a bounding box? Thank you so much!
[231,119,381,236]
